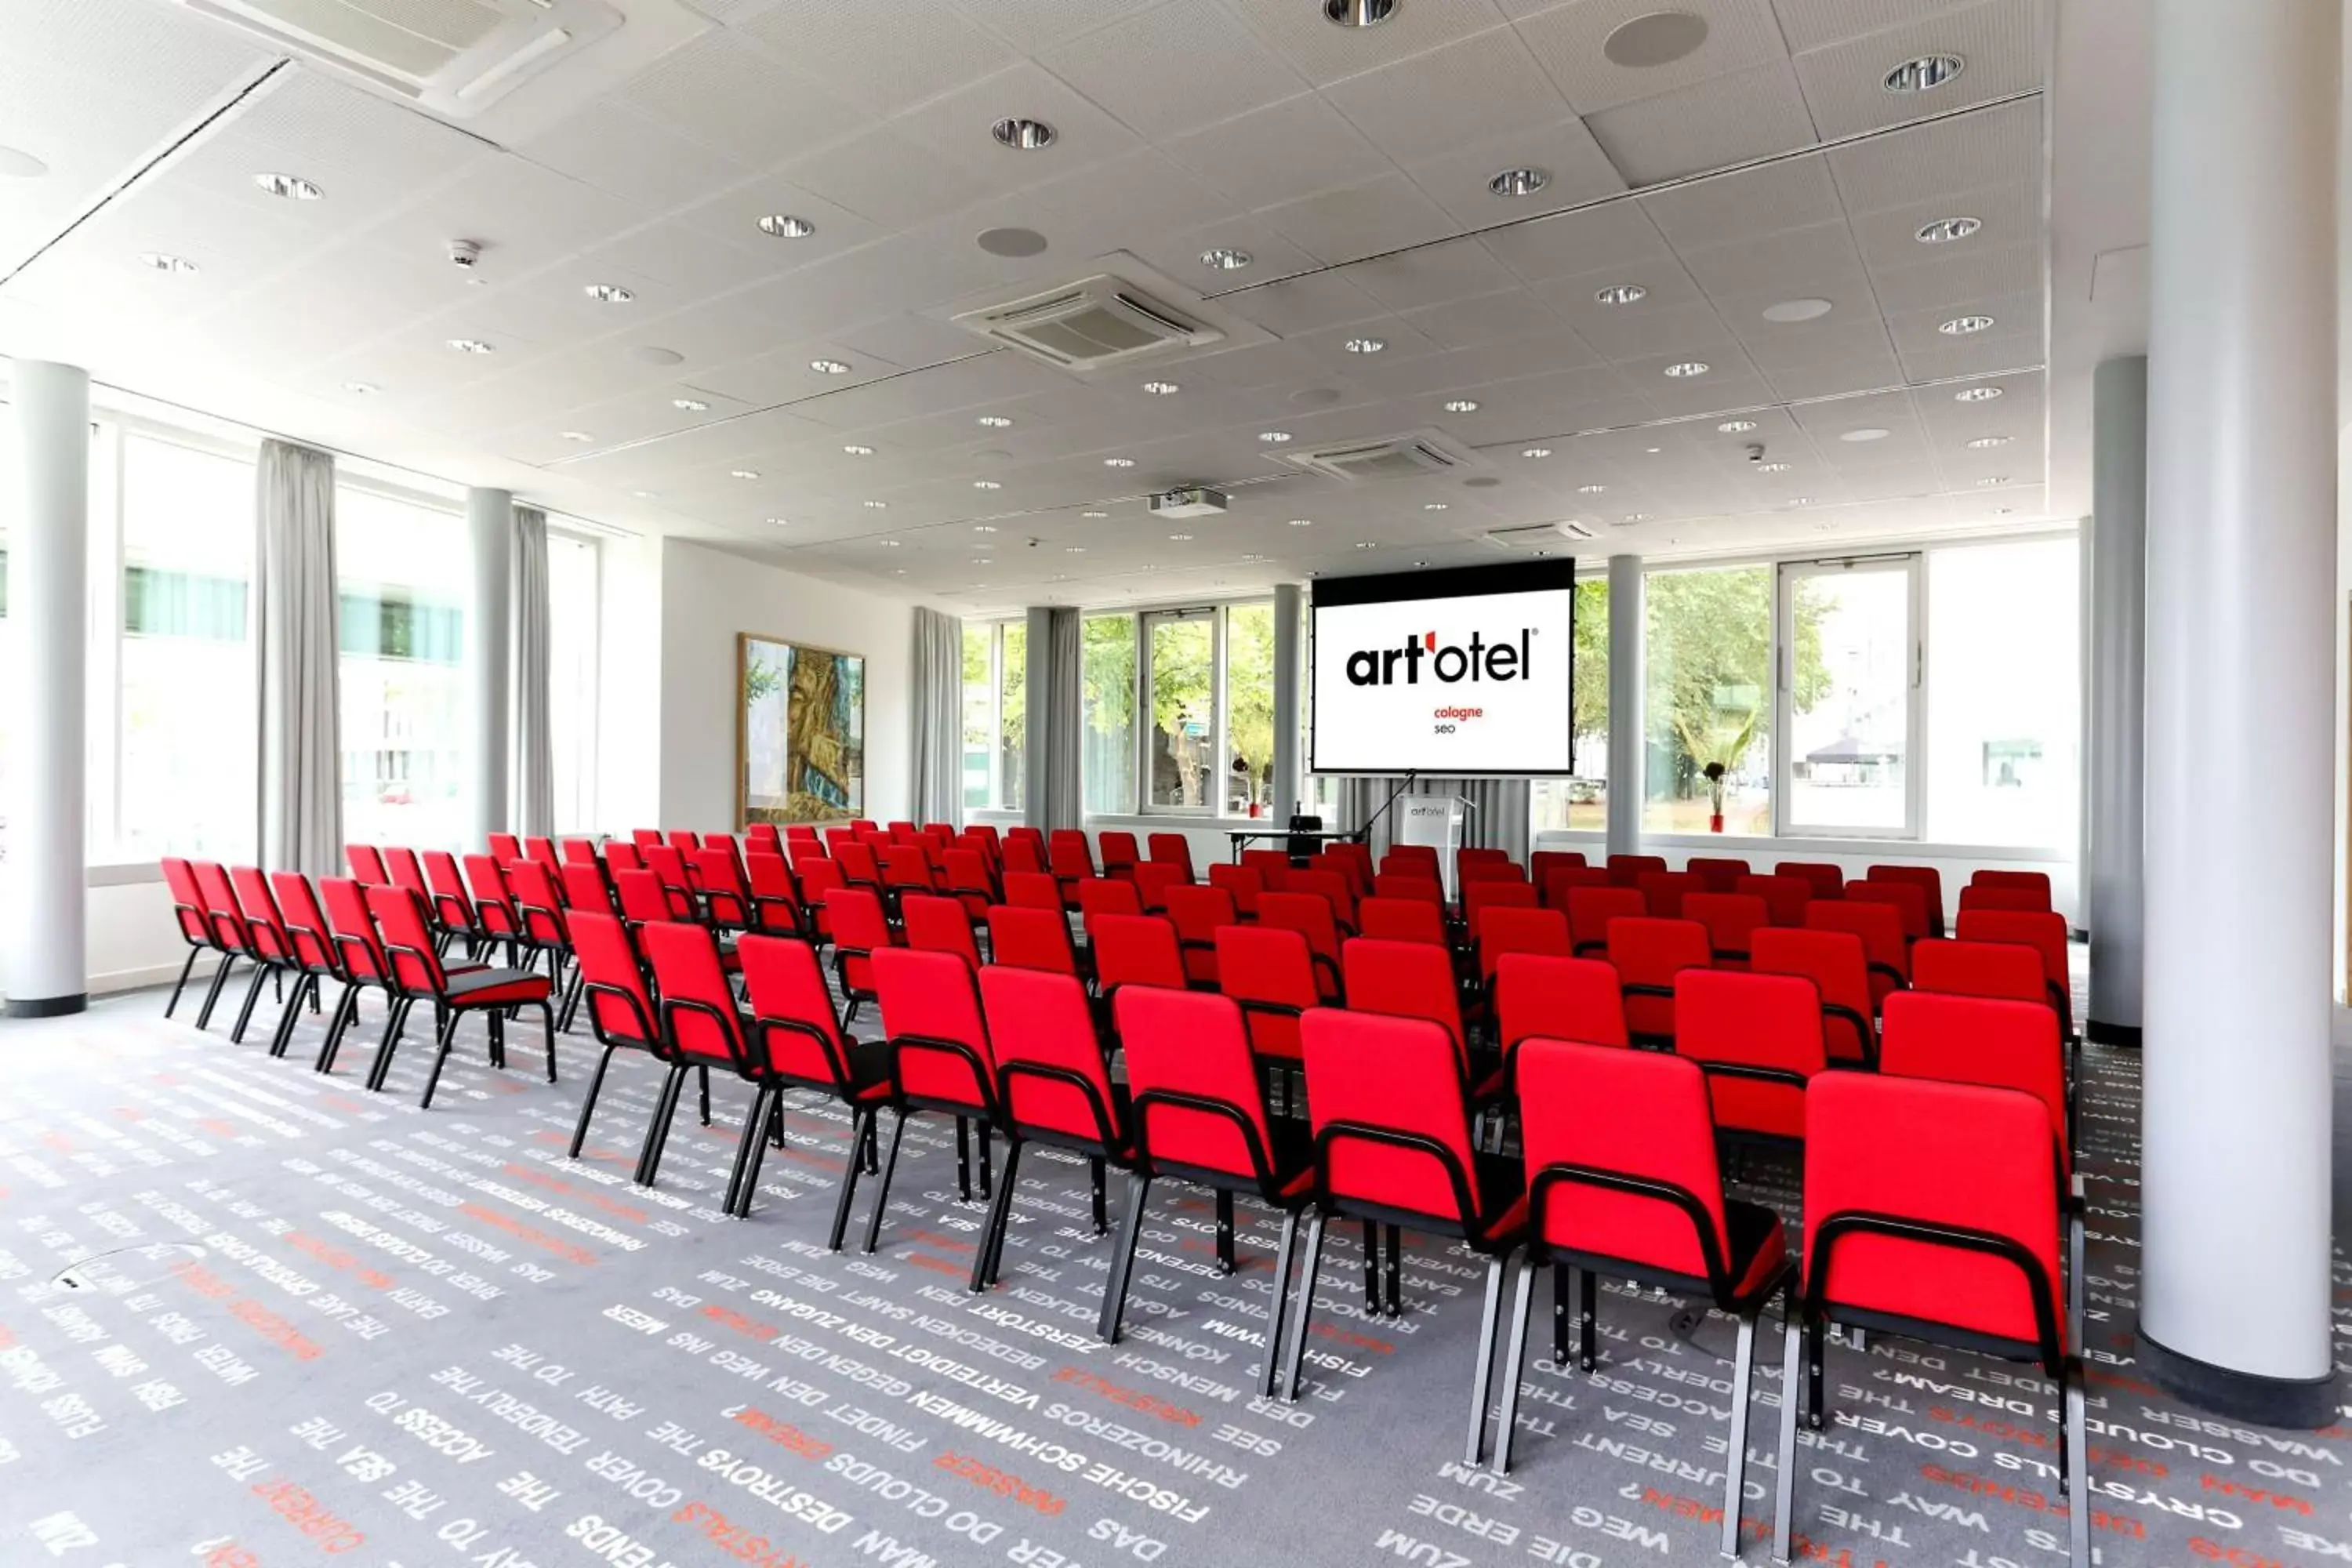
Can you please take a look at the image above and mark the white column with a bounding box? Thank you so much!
[1272,582,1304,826]
[1604,554,1643,858]
[3,362,90,1015]
[1022,605,1051,829]
[2140,0,2338,1423]
[2087,356,2147,1043]
[466,487,513,846]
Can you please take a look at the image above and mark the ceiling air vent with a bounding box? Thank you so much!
[1283,428,1485,484]
[954,276,1223,370]
[178,0,619,115]
[1483,521,1595,550]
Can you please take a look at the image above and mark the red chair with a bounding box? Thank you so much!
[1003,834,1045,877]
[1215,924,1319,1070]
[1048,829,1097,891]
[1606,853,1666,888]
[1806,900,1911,1007]
[834,838,885,896]
[637,919,771,1207]
[268,871,366,1070]
[611,867,677,931]
[1206,862,1265,917]
[1457,847,1514,872]
[1735,873,1812,927]
[317,875,427,1076]
[1972,869,2053,906]
[1636,869,1702,919]
[1883,990,2075,1181]
[1075,877,1143,924]
[1541,864,1613,909]
[1607,916,1711,1044]
[561,859,617,917]
[787,837,833,874]
[744,824,783,858]
[189,861,262,1034]
[1960,884,2049,915]
[665,829,701,856]
[868,946,1001,1242]
[988,904,1083,978]
[1002,870,1065,914]
[523,836,562,880]
[606,841,647,876]
[694,845,757,929]
[1163,884,1237,985]
[630,829,663,849]
[362,883,554,1107]
[1382,844,1439,878]
[1342,938,1469,1069]
[1566,885,1646,959]
[564,909,686,1181]
[1089,913,1188,1004]
[972,966,1132,1287]
[941,848,1000,921]
[1866,864,1946,938]
[879,844,939,906]
[488,831,523,863]
[1751,927,1877,1067]
[227,866,306,1053]
[737,935,897,1240]
[1849,877,1931,943]
[640,844,700,922]
[1462,878,1538,936]
[1475,907,1571,992]
[384,846,430,906]
[1358,896,1447,947]
[1257,891,1342,1000]
[1776,861,1845,900]
[1776,1073,2086,1568]
[463,853,530,963]
[1457,859,1526,889]
[1105,988,1315,1370]
[1490,1039,1788,1539]
[506,858,579,1028]
[163,858,237,1025]
[1285,866,1357,936]
[561,837,601,865]
[797,858,847,947]
[1913,938,2047,1007]
[1529,850,1587,889]
[1098,831,1141,882]
[1682,891,1769,967]
[1283,1008,1527,1470]
[826,886,898,1025]
[1494,953,1628,1060]
[1955,909,2075,1040]
[1313,848,1370,902]
[1132,860,1189,913]
[345,844,388,886]
[1674,969,1825,1143]
[744,851,811,938]
[1145,833,1196,880]
[902,892,985,974]
[1242,848,1293,891]
[1684,855,1750,893]
[1372,872,1446,909]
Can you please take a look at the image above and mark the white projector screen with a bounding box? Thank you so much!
[1309,561,1578,776]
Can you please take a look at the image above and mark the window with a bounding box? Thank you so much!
[960,619,1028,811]
[1144,609,1216,811]
[339,486,469,848]
[1644,564,1773,835]
[546,529,600,833]
[1777,557,1918,836]
[1925,538,2078,847]
[1531,575,1610,834]
[1081,613,1136,816]
[1223,603,1276,815]
[998,620,1026,808]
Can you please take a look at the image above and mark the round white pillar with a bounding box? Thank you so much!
[2140,0,2338,1423]
[1604,554,1644,859]
[466,487,513,848]
[2087,356,2147,1043]
[3,362,91,1016]
[1272,581,1304,826]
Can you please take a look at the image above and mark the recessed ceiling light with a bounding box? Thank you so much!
[1578,483,1606,493]
[864,500,889,510]
[1884,53,1966,93]
[1443,398,1480,413]
[343,380,380,395]
[768,516,789,526]
[1142,380,1181,395]
[1522,448,1552,459]
[972,558,993,565]
[585,283,634,303]
[1976,475,2012,487]
[1288,518,1313,528]
[1991,506,2016,516]
[973,479,1001,489]
[1168,533,1192,542]
[253,172,322,201]
[1242,554,1268,564]
[1663,361,1709,377]
[1325,0,1397,26]
[1065,546,1087,554]
[1345,337,1386,354]
[1104,457,1135,468]
[1423,503,1448,511]
[1623,513,1651,523]
[673,397,709,412]
[559,430,593,441]
[731,469,760,480]
[1758,463,1791,474]
[1259,430,1293,444]
[1646,447,1661,454]
[140,252,198,274]
[1082,510,1108,518]
[1355,541,1379,550]
[448,337,494,354]
[1201,247,1252,271]
[974,524,999,533]
[844,443,874,456]
[0,144,50,178]
[1762,298,1832,323]
[1939,314,1996,336]
[992,118,1057,151]
[1719,419,1759,433]
[1916,216,1981,245]
[878,540,901,550]
[757,214,815,239]
[1966,435,2014,448]
[1788,496,1814,506]
[977,414,1014,427]
[811,358,852,374]
[894,568,908,575]
[1955,387,2003,403]
[1840,427,1890,443]
[1594,283,1648,307]
[1489,167,1549,198]
[632,490,659,499]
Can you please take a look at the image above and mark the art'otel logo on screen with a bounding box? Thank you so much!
[1343,628,1537,686]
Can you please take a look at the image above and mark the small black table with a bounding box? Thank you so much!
[1224,827,1363,862]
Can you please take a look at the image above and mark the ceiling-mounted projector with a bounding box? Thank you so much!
[1149,487,1229,519]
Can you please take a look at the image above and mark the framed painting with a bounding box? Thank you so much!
[738,633,866,826]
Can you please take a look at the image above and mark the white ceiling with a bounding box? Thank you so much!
[0,0,2105,613]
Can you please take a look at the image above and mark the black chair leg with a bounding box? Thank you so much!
[698,1065,711,1125]
[1362,1218,1381,1312]
[1719,1309,1759,1555]
[1464,1255,1509,1467]
[639,1068,686,1186]
[1258,1207,1302,1396]
[1282,1213,1327,1401]
[419,1007,465,1108]
[165,948,201,1018]
[1385,1223,1403,1316]
[229,963,270,1044]
[1577,1266,1599,1371]
[862,1111,911,1254]
[540,1002,558,1083]
[1098,1171,1151,1343]
[194,955,238,1029]
[971,1139,1023,1292]
[724,1086,771,1217]
[1551,1261,1570,1366]
[1089,1157,1108,1236]
[826,1108,873,1251]
[314,984,361,1073]
[1491,1254,1538,1475]
[569,1044,618,1158]
[366,997,412,1092]
[267,975,314,1058]
[1214,1189,1236,1274]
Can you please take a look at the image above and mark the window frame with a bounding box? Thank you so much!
[1138,604,1227,818]
[1770,552,1924,841]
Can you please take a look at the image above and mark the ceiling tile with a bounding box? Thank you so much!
[1319,25,1574,164]
[1638,151,1845,249]
[1040,3,1307,140]
[884,62,1146,198]
[776,129,991,230]
[1160,93,1398,212]
[1587,60,1820,187]
[948,0,1175,53]
[1345,236,1523,312]
[1515,0,1792,113]
[1793,0,2048,141]
[1218,271,1390,335]
[1679,217,1869,298]
[1227,0,1511,88]
[738,0,1019,114]
[1480,198,1676,283]
[1254,170,1460,266]
[1826,95,2039,212]
[1770,0,2000,54]
[1399,114,1627,229]
[509,100,751,210]
[614,30,864,163]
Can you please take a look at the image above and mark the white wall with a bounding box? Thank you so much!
[656,538,913,833]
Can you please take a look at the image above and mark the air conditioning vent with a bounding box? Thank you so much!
[1283,429,1486,483]
[1483,521,1595,550]
[178,0,619,114]
[955,276,1223,369]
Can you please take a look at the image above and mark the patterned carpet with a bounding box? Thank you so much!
[0,975,2344,1568]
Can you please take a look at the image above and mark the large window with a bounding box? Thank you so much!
[1645,564,1773,835]
[1081,614,1137,816]
[1531,575,1610,833]
[1779,558,1918,836]
[339,487,468,848]
[962,619,1027,812]
[546,528,600,833]
[1926,538,2078,848]
[1144,610,1214,810]
[1223,604,1276,815]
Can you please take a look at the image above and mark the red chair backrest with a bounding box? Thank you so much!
[1867,864,1945,935]
[900,893,983,972]
[788,837,833,873]
[1733,873,1812,926]
[566,909,660,1051]
[1475,906,1571,981]
[743,851,802,932]
[797,859,846,940]
[982,965,1123,1149]
[1636,869,1702,919]
[1606,853,1666,888]
[694,846,754,926]
[1608,916,1711,1040]
[561,860,618,917]
[1777,861,1845,900]
[1163,884,1237,985]
[941,848,997,913]
[1341,937,1466,1065]
[1848,879,1931,943]
[1098,831,1140,875]
[320,875,387,982]
[666,829,701,855]
[873,946,994,1112]
[632,829,663,848]
[1002,836,1044,876]
[463,853,523,935]
[612,868,675,927]
[1682,892,1769,964]
[488,831,522,863]
[1075,877,1143,923]
[739,934,864,1089]
[1241,848,1292,891]
[987,904,1082,977]
[1806,899,1910,1002]
[506,859,569,947]
[1303,1009,1479,1228]
[1047,831,1095,882]
[1132,861,1190,912]
[363,884,448,996]
[1206,862,1264,916]
[606,841,645,874]
[162,856,209,943]
[1457,847,1512,869]
[826,887,896,994]
[1971,869,2052,904]
[835,839,884,888]
[1463,878,1538,935]
[1312,849,1370,900]
[1529,850,1587,888]
[269,871,338,974]
[1566,886,1646,956]
[1675,968,1824,1140]
[1751,927,1875,1065]
[1959,884,2048,915]
[1118,988,1277,1185]
[524,837,562,880]
[1542,864,1613,909]
[1953,909,2071,1014]
[1911,938,2045,1007]
[1382,844,1439,877]
[1882,990,2069,1176]
[1090,913,1188,997]
[385,847,429,902]
[229,866,292,961]
[1495,953,1628,1053]
[344,844,387,885]
[561,837,601,865]
[1145,833,1195,879]
[880,844,938,892]
[640,918,746,1071]
[1358,896,1447,947]
[641,844,697,918]
[1683,856,1750,893]
[744,824,783,857]
[1457,860,1526,887]
[1002,870,1065,914]
[1518,1039,1733,1280]
[1257,891,1341,996]
[1286,868,1356,931]
[1214,924,1317,1062]
[1372,873,1445,908]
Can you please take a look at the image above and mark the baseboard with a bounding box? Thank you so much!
[90,955,222,997]
[2137,1324,2339,1428]
[2086,1018,2141,1047]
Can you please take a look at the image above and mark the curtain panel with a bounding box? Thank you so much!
[511,505,554,837]
[254,439,343,876]
[909,605,964,828]
[1022,605,1083,831]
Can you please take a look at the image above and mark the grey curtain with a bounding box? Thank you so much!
[909,606,964,827]
[254,439,343,876]
[510,505,554,836]
[1022,605,1082,831]
[1336,775,1531,863]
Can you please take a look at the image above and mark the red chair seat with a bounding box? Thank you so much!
[443,967,554,1007]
